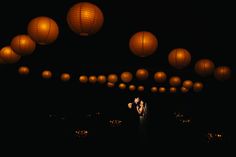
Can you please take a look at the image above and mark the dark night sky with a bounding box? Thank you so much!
[0,0,235,153]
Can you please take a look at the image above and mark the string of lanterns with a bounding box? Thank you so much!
[0,1,232,95]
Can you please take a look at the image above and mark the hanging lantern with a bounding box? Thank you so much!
[89,76,97,84]
[195,59,215,77]
[151,86,158,93]
[129,31,158,57]
[181,87,189,93]
[0,46,21,63]
[119,83,126,90]
[136,68,149,80]
[154,71,167,83]
[18,66,30,75]
[42,70,52,79]
[159,87,166,93]
[97,75,106,84]
[183,80,193,89]
[169,76,181,87]
[79,75,88,83]
[120,72,133,83]
[214,66,231,81]
[108,74,118,83]
[67,2,104,36]
[193,82,204,92]
[129,85,136,91]
[61,73,71,82]
[10,35,36,55]
[107,82,115,88]
[137,85,144,92]
[28,16,59,45]
[168,48,191,69]
[170,87,177,93]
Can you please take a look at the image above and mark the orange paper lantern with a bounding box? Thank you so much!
[79,75,88,83]
[97,75,106,84]
[129,85,136,91]
[168,48,191,69]
[183,80,193,89]
[193,82,204,92]
[0,46,21,63]
[28,16,59,45]
[154,71,167,83]
[107,82,115,88]
[136,68,149,80]
[181,87,189,93]
[195,59,215,77]
[18,66,30,75]
[214,66,231,81]
[61,73,71,82]
[137,86,145,92]
[121,72,133,83]
[11,35,36,55]
[151,86,158,93]
[42,70,52,79]
[129,31,158,57]
[67,2,104,36]
[108,74,118,83]
[169,87,177,93]
[169,76,181,87]
[89,76,97,84]
[119,83,126,90]
[159,87,166,93]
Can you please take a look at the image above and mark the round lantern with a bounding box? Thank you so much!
[89,76,97,84]
[151,86,158,93]
[170,87,177,93]
[0,46,21,63]
[168,48,191,69]
[97,75,106,84]
[136,68,149,80]
[129,31,158,57]
[137,86,144,92]
[193,82,204,92]
[108,74,118,83]
[61,73,71,82]
[214,66,231,81]
[195,59,215,77]
[28,16,59,45]
[10,35,36,55]
[107,82,115,88]
[42,70,52,79]
[129,85,136,91]
[121,72,133,83]
[183,80,193,89]
[181,87,189,93]
[67,2,104,36]
[18,66,30,75]
[119,83,126,90]
[79,75,88,83]
[159,87,166,93]
[154,71,167,83]
[128,103,132,109]
[169,76,181,87]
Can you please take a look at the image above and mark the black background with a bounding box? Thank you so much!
[0,0,235,154]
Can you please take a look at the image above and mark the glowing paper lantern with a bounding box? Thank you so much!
[108,74,118,83]
[89,76,97,84]
[159,87,166,93]
[129,85,136,91]
[42,70,52,79]
[79,75,88,83]
[18,66,30,75]
[10,35,36,55]
[121,72,133,83]
[137,85,144,92]
[170,87,177,93]
[193,82,204,92]
[168,48,191,69]
[181,87,189,93]
[61,73,71,82]
[119,83,126,90]
[97,75,106,84]
[67,2,104,36]
[0,46,21,63]
[154,71,167,83]
[151,86,158,93]
[214,66,231,81]
[129,31,158,57]
[169,76,181,87]
[136,68,149,80]
[28,16,59,45]
[107,82,115,88]
[195,59,215,77]
[183,80,193,89]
